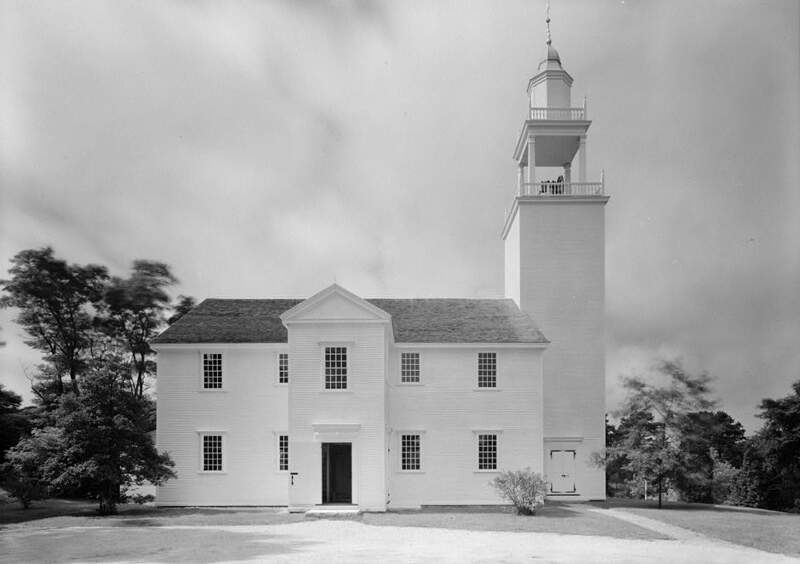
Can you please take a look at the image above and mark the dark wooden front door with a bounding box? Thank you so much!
[321,443,352,504]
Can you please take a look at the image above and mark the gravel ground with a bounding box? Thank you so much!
[2,514,799,563]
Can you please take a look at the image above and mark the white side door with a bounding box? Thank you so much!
[549,450,576,493]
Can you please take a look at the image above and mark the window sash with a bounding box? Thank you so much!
[278,435,289,472]
[324,346,348,389]
[477,352,497,388]
[400,434,421,471]
[278,353,289,384]
[400,352,420,383]
[203,353,223,389]
[477,433,497,470]
[202,435,223,472]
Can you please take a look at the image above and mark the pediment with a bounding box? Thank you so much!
[280,284,390,323]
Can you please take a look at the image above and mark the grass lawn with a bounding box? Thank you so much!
[0,499,662,540]
[362,503,666,539]
[591,499,800,556]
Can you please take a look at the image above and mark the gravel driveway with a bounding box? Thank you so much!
[2,515,798,563]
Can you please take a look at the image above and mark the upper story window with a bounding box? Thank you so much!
[400,352,420,383]
[202,434,223,472]
[324,346,348,390]
[401,433,421,471]
[477,433,498,471]
[278,353,289,384]
[477,352,497,388]
[203,353,223,389]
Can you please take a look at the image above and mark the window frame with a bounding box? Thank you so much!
[473,430,502,473]
[200,352,225,391]
[276,433,289,473]
[476,351,498,390]
[276,352,289,385]
[397,431,425,473]
[399,351,422,385]
[198,431,226,474]
[321,344,350,391]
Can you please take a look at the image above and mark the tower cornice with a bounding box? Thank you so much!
[501,195,610,241]
[513,120,591,163]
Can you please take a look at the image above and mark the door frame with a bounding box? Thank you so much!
[548,449,577,493]
[321,442,353,504]
[311,424,360,506]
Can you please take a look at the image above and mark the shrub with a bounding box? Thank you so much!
[491,468,547,515]
[0,429,60,508]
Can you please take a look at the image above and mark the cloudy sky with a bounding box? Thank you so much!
[1,0,798,431]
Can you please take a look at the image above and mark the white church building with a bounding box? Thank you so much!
[153,29,609,511]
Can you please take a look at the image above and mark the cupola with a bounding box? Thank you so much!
[527,3,573,109]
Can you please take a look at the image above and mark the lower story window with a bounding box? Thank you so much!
[278,435,289,472]
[401,434,421,471]
[478,433,497,470]
[203,434,223,472]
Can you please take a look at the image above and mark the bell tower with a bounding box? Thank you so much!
[503,3,609,500]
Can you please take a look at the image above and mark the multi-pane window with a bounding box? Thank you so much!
[203,353,223,389]
[324,346,348,390]
[401,352,420,383]
[401,434,421,471]
[477,352,497,388]
[202,435,223,472]
[278,435,289,472]
[478,433,498,470]
[278,353,289,384]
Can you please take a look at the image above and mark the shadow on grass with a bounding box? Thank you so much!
[0,498,97,525]
[0,499,292,527]
[588,498,782,516]
[6,526,320,563]
[415,502,582,519]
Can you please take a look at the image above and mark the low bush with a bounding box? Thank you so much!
[491,468,547,515]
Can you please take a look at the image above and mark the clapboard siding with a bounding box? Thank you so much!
[286,321,388,511]
[155,346,289,505]
[388,347,543,507]
[510,200,607,499]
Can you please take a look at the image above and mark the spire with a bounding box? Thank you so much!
[540,0,562,69]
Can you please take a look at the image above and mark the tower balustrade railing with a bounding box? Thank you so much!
[528,107,586,120]
[520,181,603,196]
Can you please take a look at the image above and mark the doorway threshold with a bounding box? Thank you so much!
[306,504,360,516]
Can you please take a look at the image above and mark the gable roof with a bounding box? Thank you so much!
[280,283,391,323]
[152,298,547,344]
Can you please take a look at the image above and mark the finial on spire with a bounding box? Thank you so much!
[545,0,552,46]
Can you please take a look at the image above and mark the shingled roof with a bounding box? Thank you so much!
[152,298,547,344]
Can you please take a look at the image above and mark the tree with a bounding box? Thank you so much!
[0,384,31,462]
[0,428,60,508]
[598,359,715,508]
[739,380,800,511]
[675,411,746,503]
[167,295,196,326]
[600,410,654,498]
[0,248,108,395]
[101,261,178,397]
[34,352,176,514]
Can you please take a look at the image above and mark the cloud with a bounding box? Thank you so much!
[1,1,798,433]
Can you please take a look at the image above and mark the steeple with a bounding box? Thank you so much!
[502,1,609,501]
[510,0,601,197]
